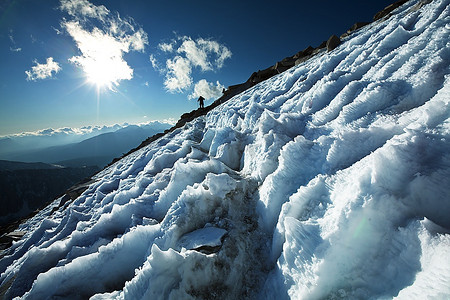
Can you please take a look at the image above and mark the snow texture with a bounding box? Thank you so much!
[1,0,450,299]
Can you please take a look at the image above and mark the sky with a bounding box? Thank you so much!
[0,0,396,136]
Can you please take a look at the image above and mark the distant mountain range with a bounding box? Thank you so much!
[0,122,171,168]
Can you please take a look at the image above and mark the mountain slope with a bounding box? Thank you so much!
[1,0,449,299]
[0,160,61,171]
[0,161,99,227]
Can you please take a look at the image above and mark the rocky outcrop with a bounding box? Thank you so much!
[341,22,371,38]
[295,42,327,65]
[0,231,25,253]
[326,34,341,51]
[373,0,409,21]
[349,22,371,32]
[409,0,432,12]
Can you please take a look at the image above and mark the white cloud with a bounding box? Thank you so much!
[64,21,133,88]
[26,57,61,81]
[149,54,162,72]
[160,118,177,125]
[178,37,232,71]
[164,56,192,92]
[59,0,148,90]
[158,42,174,52]
[178,38,211,71]
[7,121,146,138]
[155,35,232,93]
[59,0,109,21]
[127,28,148,51]
[6,121,170,139]
[189,79,225,100]
[197,38,232,68]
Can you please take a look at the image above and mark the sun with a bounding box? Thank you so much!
[72,51,133,91]
[84,57,118,90]
[65,21,135,91]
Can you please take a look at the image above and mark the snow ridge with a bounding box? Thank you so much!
[1,0,450,299]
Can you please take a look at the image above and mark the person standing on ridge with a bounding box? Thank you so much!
[197,96,205,109]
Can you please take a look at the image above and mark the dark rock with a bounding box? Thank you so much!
[341,22,371,38]
[275,59,295,73]
[303,45,315,56]
[249,66,278,83]
[66,177,97,201]
[317,40,327,49]
[281,56,294,63]
[373,0,409,21]
[6,231,25,241]
[295,55,311,66]
[409,0,432,12]
[225,82,251,95]
[293,46,314,59]
[0,231,24,252]
[326,35,341,51]
[350,22,371,32]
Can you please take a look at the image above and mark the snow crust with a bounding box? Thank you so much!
[1,0,449,298]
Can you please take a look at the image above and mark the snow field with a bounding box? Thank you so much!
[0,0,449,298]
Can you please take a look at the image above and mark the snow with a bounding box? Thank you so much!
[1,0,450,298]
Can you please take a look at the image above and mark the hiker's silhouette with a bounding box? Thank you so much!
[197,96,205,109]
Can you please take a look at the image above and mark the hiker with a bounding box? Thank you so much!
[197,96,205,109]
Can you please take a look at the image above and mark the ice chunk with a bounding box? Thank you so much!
[178,227,227,251]
[204,172,236,198]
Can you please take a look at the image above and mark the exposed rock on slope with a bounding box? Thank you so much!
[326,34,341,51]
[374,0,410,20]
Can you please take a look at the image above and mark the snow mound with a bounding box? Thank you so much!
[1,0,450,299]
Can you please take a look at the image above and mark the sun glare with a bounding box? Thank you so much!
[81,54,133,91]
[84,57,118,90]
[64,20,137,92]
[68,34,134,91]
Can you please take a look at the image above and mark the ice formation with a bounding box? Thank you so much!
[1,0,449,298]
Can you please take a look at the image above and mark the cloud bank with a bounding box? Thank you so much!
[25,57,61,81]
[4,124,121,139]
[0,120,174,157]
[2,120,173,142]
[152,35,232,100]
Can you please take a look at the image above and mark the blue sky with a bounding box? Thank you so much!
[0,0,395,136]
